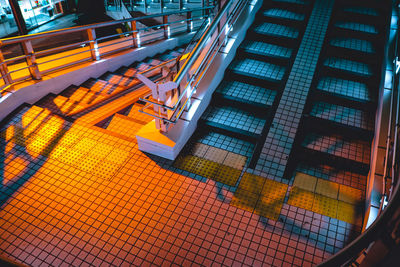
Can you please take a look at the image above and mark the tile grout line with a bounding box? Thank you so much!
[254,0,335,181]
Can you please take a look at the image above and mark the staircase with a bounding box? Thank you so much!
[286,0,390,225]
[174,0,312,182]
[34,47,184,122]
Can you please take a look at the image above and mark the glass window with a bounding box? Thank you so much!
[18,0,67,30]
[0,0,19,37]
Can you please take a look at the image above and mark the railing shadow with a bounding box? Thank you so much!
[0,106,72,208]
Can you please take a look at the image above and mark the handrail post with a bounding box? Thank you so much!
[21,40,41,80]
[187,11,192,32]
[0,46,12,86]
[131,20,139,48]
[163,15,169,39]
[87,28,100,61]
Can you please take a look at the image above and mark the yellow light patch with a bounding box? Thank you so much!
[312,194,338,218]
[230,188,258,213]
[237,172,265,195]
[213,165,241,187]
[292,172,317,192]
[173,155,201,173]
[315,179,339,199]
[337,201,362,226]
[192,158,219,178]
[338,184,363,205]
[256,196,283,221]
[287,186,314,210]
[261,179,288,201]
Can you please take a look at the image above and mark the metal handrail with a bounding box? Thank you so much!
[138,0,250,131]
[0,6,214,93]
[0,6,213,46]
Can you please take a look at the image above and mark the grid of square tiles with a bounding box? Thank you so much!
[241,41,292,59]
[310,102,374,130]
[288,172,364,225]
[263,9,305,21]
[301,133,371,164]
[334,22,378,34]
[253,23,299,39]
[230,58,286,81]
[317,77,372,102]
[202,106,266,135]
[197,131,255,158]
[216,80,277,106]
[330,38,374,53]
[255,0,335,180]
[324,57,372,76]
[0,102,362,266]
[295,163,367,191]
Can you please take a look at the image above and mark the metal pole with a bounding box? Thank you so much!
[8,0,28,35]
[21,40,41,80]
[87,29,100,61]
[131,20,139,47]
[0,46,12,85]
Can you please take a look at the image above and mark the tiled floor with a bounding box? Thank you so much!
[0,0,381,266]
[0,103,362,266]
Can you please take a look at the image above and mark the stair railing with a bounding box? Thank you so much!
[0,5,214,94]
[138,0,251,132]
[319,2,400,266]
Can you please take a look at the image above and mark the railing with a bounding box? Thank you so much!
[138,0,250,132]
[0,5,214,94]
[119,0,215,13]
[319,2,400,266]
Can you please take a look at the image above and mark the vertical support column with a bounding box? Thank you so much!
[0,46,13,86]
[187,11,192,32]
[87,28,100,61]
[179,0,183,10]
[131,20,139,48]
[163,15,169,39]
[160,0,163,13]
[21,40,41,80]
[8,0,28,35]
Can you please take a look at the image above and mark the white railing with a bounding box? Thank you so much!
[138,0,250,132]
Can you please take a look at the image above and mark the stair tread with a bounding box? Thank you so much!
[334,21,378,34]
[240,40,292,59]
[302,132,370,165]
[263,8,305,21]
[102,73,137,87]
[317,76,373,102]
[202,106,266,136]
[252,22,299,39]
[229,58,286,82]
[106,114,143,139]
[323,57,372,77]
[272,0,308,4]
[81,79,124,95]
[330,38,375,54]
[216,80,277,107]
[295,163,367,191]
[117,67,138,78]
[343,6,379,17]
[310,101,374,131]
[39,95,86,116]
[127,104,153,124]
